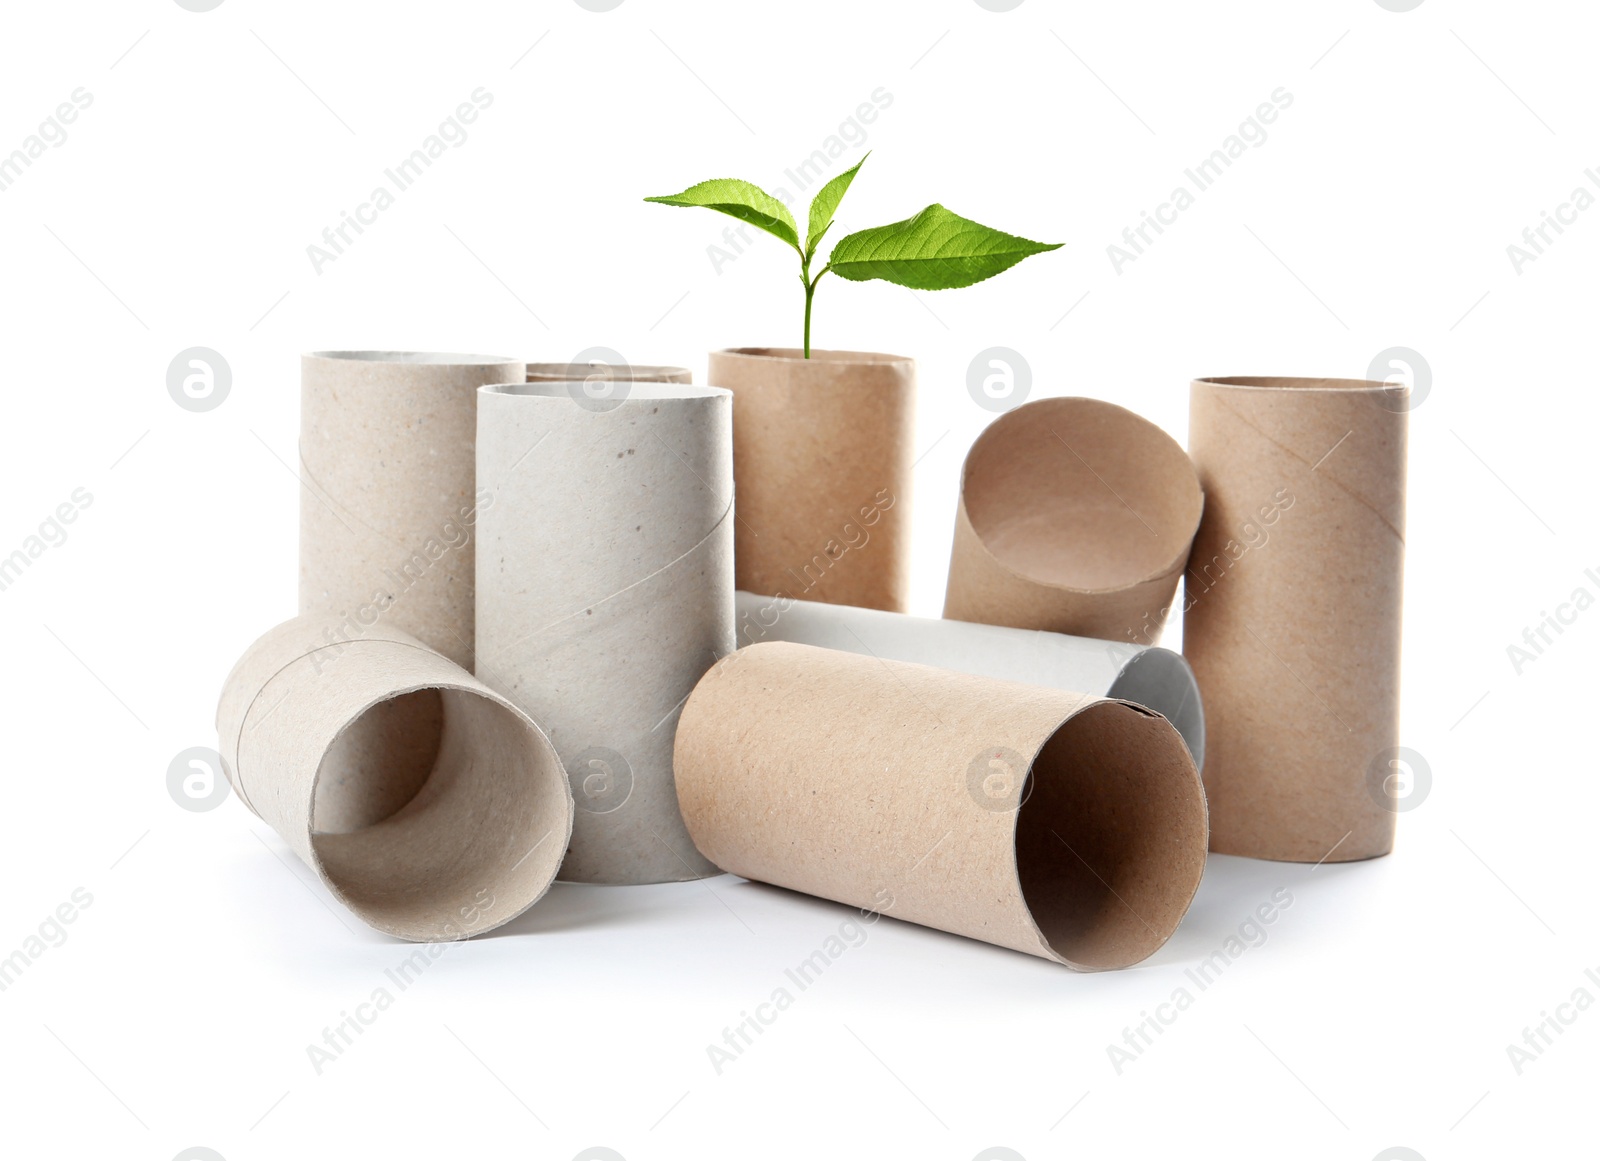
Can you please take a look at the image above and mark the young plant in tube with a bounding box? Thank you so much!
[646,155,1061,357]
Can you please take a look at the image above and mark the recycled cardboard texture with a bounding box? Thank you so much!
[215,617,572,941]
[734,591,1205,769]
[674,642,1209,970]
[1186,376,1407,862]
[300,352,522,833]
[526,363,691,385]
[944,397,1203,644]
[476,382,734,884]
[706,348,914,613]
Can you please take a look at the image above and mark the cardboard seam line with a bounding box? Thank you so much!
[227,636,469,820]
[1206,391,1406,546]
[478,496,735,666]
[296,447,433,553]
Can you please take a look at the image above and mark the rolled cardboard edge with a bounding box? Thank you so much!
[943,396,1203,643]
[1015,698,1210,970]
[1186,375,1406,862]
[673,641,1208,970]
[707,347,916,613]
[525,363,692,384]
[732,590,1204,770]
[217,616,574,941]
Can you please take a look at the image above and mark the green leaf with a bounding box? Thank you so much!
[645,178,799,250]
[805,153,868,261]
[827,204,1061,289]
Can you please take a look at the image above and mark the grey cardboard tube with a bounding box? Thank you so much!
[475,381,734,884]
[734,591,1204,769]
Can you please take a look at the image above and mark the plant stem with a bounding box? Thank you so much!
[803,278,815,359]
[800,258,829,359]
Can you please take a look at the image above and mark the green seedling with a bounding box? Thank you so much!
[646,154,1060,357]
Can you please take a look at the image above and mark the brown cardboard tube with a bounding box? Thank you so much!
[706,347,915,613]
[216,617,573,941]
[943,397,1203,644]
[525,363,691,384]
[673,642,1208,970]
[299,351,523,834]
[1186,376,1407,862]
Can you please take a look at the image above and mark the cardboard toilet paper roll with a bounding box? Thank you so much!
[734,591,1204,769]
[215,617,572,941]
[1186,376,1407,862]
[476,382,734,884]
[299,351,523,667]
[299,352,522,834]
[944,397,1203,644]
[675,642,1208,970]
[707,347,915,613]
[526,363,691,385]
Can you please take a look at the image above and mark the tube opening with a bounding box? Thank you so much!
[1197,376,1389,392]
[482,382,728,401]
[718,347,912,366]
[963,397,1202,593]
[1106,648,1206,771]
[311,687,569,940]
[1014,701,1207,969]
[312,688,442,834]
[524,363,692,384]
[308,351,516,366]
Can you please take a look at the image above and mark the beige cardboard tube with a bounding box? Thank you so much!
[525,363,691,384]
[476,382,733,884]
[734,591,1205,768]
[1186,376,1407,862]
[215,617,572,941]
[943,397,1203,644]
[674,642,1208,970]
[707,347,914,613]
[299,352,522,834]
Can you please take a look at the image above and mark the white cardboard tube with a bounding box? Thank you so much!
[215,617,573,941]
[734,591,1204,769]
[475,382,734,884]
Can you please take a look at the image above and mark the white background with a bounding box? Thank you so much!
[0,1,1594,1158]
